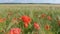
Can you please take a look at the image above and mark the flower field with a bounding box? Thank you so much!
[0,4,60,34]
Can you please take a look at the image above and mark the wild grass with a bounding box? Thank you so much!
[0,4,60,34]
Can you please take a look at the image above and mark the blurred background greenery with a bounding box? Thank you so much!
[0,4,60,34]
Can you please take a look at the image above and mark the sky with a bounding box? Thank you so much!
[0,0,60,3]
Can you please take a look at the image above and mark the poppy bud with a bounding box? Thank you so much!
[45,24,51,30]
[24,23,28,28]
[34,22,40,30]
[47,16,52,20]
[41,14,46,18]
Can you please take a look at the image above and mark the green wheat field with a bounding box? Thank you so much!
[0,4,60,34]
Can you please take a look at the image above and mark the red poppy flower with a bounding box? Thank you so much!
[47,16,52,20]
[13,18,17,20]
[24,23,28,28]
[58,20,60,26]
[10,28,21,34]
[21,15,31,24]
[45,24,51,30]
[0,18,6,23]
[34,22,40,30]
[41,14,46,18]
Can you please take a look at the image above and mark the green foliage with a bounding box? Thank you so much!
[0,6,60,34]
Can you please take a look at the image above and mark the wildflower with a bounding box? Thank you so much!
[45,24,51,30]
[58,20,60,26]
[47,16,52,20]
[41,14,46,18]
[10,28,21,34]
[21,15,31,24]
[13,17,17,20]
[0,18,6,23]
[34,22,40,30]
[24,23,28,28]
